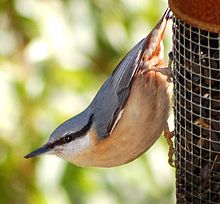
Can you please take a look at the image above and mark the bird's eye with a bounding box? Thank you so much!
[64,135,73,143]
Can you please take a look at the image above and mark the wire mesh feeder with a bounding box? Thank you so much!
[172,17,220,203]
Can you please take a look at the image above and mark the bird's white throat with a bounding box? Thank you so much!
[55,134,91,161]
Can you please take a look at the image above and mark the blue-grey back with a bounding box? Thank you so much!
[90,38,147,138]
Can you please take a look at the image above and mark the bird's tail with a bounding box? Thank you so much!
[143,8,173,60]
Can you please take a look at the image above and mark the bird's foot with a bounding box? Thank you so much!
[147,67,174,82]
[146,51,174,82]
[163,123,175,167]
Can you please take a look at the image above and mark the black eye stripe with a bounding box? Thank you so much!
[48,114,93,147]
[48,133,74,147]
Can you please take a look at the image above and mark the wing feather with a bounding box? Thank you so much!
[90,38,147,138]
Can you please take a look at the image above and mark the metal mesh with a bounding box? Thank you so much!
[172,17,220,204]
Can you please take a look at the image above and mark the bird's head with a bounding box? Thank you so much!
[24,112,94,161]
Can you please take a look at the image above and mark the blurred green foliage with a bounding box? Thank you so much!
[0,0,174,204]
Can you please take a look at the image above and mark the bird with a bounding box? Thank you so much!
[25,8,173,168]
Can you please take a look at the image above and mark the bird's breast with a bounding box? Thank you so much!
[71,71,172,167]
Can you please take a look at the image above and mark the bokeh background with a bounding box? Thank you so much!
[0,0,175,203]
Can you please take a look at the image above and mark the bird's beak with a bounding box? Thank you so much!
[24,145,51,159]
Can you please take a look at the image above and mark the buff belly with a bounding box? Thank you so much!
[70,71,171,167]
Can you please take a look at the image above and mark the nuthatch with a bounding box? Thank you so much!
[25,9,173,167]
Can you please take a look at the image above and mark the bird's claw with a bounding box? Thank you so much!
[147,67,174,82]
[163,123,175,167]
[146,51,174,82]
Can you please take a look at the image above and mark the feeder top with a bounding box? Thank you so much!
[169,0,220,33]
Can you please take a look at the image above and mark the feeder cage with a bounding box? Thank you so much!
[168,0,220,203]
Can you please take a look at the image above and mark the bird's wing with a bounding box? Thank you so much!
[90,8,172,138]
[90,38,147,138]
